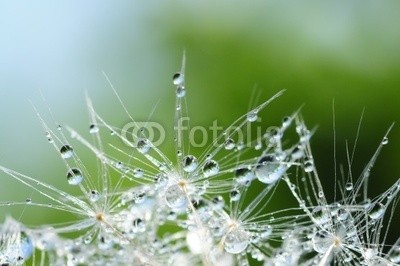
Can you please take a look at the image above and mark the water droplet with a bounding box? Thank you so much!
[202,160,219,177]
[282,116,291,127]
[389,246,400,263]
[182,155,198,173]
[133,168,144,178]
[132,218,146,233]
[247,111,258,122]
[66,168,84,185]
[60,145,74,159]
[311,231,333,254]
[235,167,255,186]
[172,72,184,86]
[230,189,240,202]
[89,124,99,134]
[312,206,329,225]
[212,196,225,209]
[255,155,287,184]
[291,146,304,160]
[137,139,150,154]
[382,137,389,145]
[345,182,353,191]
[224,138,235,150]
[154,173,168,188]
[368,202,385,220]
[26,198,32,204]
[57,125,62,131]
[224,227,249,254]
[304,160,314,173]
[165,184,187,210]
[89,190,100,202]
[19,231,34,262]
[176,86,186,98]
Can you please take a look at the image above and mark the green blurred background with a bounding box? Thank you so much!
[0,0,399,245]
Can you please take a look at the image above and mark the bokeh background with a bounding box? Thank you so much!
[1,0,399,250]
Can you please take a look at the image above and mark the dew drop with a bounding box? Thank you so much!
[89,124,99,134]
[133,168,144,178]
[247,111,258,122]
[311,231,333,254]
[230,189,240,202]
[89,190,100,202]
[57,125,62,131]
[312,206,329,225]
[26,198,32,204]
[255,155,287,184]
[202,160,219,177]
[368,202,385,220]
[165,184,187,210]
[212,196,225,209]
[19,231,34,262]
[137,139,151,154]
[176,86,186,98]
[382,137,389,145]
[182,155,198,173]
[304,160,314,173]
[66,168,84,185]
[282,116,291,127]
[172,72,184,86]
[224,138,235,150]
[154,173,168,188]
[389,246,400,263]
[60,145,74,159]
[345,182,353,191]
[132,218,146,233]
[291,145,304,160]
[224,227,249,254]
[235,167,255,186]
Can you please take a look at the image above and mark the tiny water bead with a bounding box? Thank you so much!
[89,190,100,202]
[132,218,146,233]
[154,173,168,188]
[247,111,258,122]
[235,167,255,185]
[382,137,389,145]
[345,182,353,191]
[368,202,385,220]
[137,139,150,154]
[89,124,99,134]
[202,160,219,177]
[172,72,184,86]
[66,168,84,185]
[255,155,287,184]
[60,144,74,159]
[303,159,314,173]
[390,246,400,263]
[311,231,337,254]
[230,189,241,202]
[224,226,250,254]
[182,155,198,173]
[224,138,235,150]
[176,86,186,98]
[165,184,187,210]
[133,168,144,178]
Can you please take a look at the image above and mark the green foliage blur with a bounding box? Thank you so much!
[0,0,399,245]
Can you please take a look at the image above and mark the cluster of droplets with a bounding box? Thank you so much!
[0,57,399,266]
